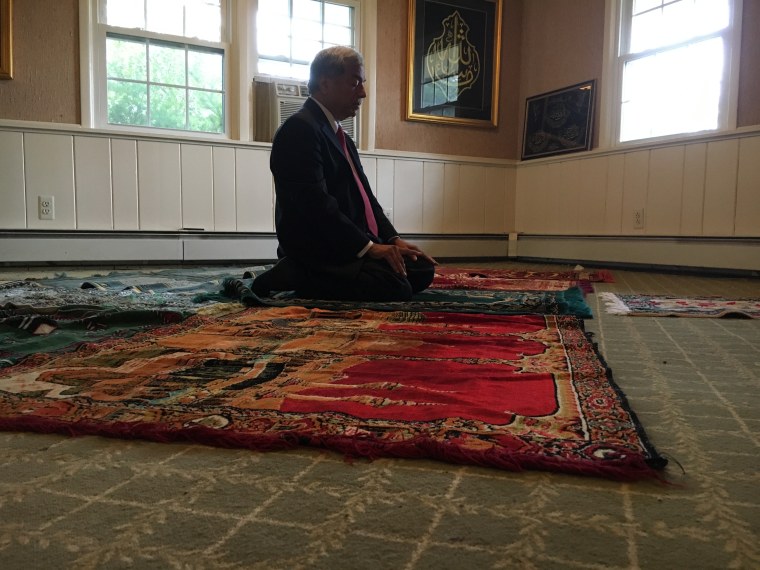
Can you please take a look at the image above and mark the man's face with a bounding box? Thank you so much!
[320,62,366,121]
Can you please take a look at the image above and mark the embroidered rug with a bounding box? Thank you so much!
[222,279,593,318]
[0,306,665,480]
[1,269,593,367]
[431,267,614,294]
[599,292,760,319]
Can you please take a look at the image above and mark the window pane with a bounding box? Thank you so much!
[189,90,224,132]
[294,0,322,21]
[105,0,145,29]
[107,36,147,80]
[257,19,292,58]
[630,0,730,53]
[292,39,322,63]
[258,59,296,78]
[150,44,186,86]
[324,24,351,45]
[293,18,324,42]
[185,0,222,42]
[258,0,289,18]
[621,38,724,141]
[325,4,351,26]
[107,79,147,125]
[150,85,187,129]
[146,0,184,36]
[632,0,661,16]
[188,50,223,90]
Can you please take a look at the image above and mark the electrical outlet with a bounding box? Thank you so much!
[38,196,55,220]
[383,208,393,220]
[633,208,645,229]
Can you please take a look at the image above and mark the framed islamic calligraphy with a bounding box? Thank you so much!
[406,0,501,127]
[521,80,596,160]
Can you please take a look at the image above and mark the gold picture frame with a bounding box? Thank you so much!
[0,0,12,80]
[406,0,502,127]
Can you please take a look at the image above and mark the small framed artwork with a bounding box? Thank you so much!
[0,0,11,80]
[406,0,502,127]
[522,80,596,160]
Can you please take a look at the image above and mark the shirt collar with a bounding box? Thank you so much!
[310,96,340,133]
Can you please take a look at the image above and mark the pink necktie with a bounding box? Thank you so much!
[337,126,379,237]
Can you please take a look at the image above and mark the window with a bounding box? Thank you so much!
[96,0,226,134]
[615,0,741,143]
[82,0,375,143]
[256,0,358,81]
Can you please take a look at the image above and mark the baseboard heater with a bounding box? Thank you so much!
[0,231,510,266]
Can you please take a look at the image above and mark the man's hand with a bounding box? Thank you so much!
[367,240,437,275]
[390,238,437,266]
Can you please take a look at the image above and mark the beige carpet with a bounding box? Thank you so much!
[0,262,758,569]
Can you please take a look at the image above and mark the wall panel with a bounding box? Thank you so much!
[680,143,707,235]
[459,165,487,233]
[24,133,76,230]
[137,141,182,231]
[111,139,139,230]
[603,154,624,234]
[213,146,237,231]
[375,159,395,220]
[646,146,684,235]
[484,167,507,234]
[556,160,581,235]
[703,139,739,236]
[74,136,113,230]
[620,151,649,234]
[181,144,214,231]
[422,162,445,233]
[0,131,27,229]
[576,157,608,235]
[393,160,424,234]
[735,136,760,236]
[235,148,273,232]
[442,163,460,233]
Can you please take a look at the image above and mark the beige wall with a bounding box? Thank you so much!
[0,0,80,124]
[0,0,758,156]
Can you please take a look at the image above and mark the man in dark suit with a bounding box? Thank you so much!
[254,46,436,301]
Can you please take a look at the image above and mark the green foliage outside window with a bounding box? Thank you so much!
[106,35,224,133]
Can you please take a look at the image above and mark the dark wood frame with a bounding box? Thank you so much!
[522,80,596,160]
[406,0,502,127]
[0,0,12,79]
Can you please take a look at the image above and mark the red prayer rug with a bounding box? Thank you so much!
[431,267,614,293]
[0,306,665,480]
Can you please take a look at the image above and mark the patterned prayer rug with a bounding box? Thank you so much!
[1,269,593,367]
[599,292,760,319]
[0,306,665,480]
[431,267,614,294]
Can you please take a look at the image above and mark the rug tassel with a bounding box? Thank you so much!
[598,292,631,315]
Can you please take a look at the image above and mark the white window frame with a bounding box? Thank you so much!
[80,0,233,140]
[598,0,743,149]
[79,0,377,147]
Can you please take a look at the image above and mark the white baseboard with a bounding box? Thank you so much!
[516,235,760,272]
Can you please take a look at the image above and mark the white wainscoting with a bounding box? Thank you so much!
[516,131,760,239]
[1,123,758,269]
[0,126,515,238]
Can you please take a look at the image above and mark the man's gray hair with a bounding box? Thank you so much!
[308,46,364,94]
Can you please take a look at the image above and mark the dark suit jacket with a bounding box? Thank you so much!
[270,98,398,265]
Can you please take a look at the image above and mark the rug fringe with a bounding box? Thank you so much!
[598,292,631,315]
[0,415,667,482]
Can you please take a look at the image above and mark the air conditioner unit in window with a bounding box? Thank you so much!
[252,76,358,143]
